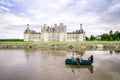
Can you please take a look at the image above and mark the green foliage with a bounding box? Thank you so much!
[86,36,89,41]
[68,45,73,49]
[101,30,120,41]
[0,39,24,42]
[90,35,96,41]
[86,30,120,41]
[101,34,110,41]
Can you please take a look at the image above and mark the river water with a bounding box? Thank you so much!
[0,49,120,80]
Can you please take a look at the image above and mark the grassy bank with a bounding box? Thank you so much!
[0,41,120,45]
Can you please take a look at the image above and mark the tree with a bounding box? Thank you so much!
[101,33,110,41]
[109,30,113,41]
[90,35,96,41]
[109,30,113,35]
[100,31,120,41]
[86,36,89,41]
[113,31,119,41]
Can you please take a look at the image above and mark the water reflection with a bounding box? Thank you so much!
[0,49,120,80]
[109,50,120,55]
[114,50,120,54]
[109,50,113,55]
[65,65,93,73]
[24,48,38,60]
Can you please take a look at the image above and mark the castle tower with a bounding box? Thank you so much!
[80,24,82,30]
[24,24,31,41]
[76,24,85,41]
[79,24,84,34]
[58,23,67,41]
[80,24,82,26]
[27,24,29,27]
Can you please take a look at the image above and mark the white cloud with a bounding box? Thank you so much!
[0,13,32,25]
[0,0,14,7]
[0,5,10,11]
[0,12,33,39]
[0,0,120,39]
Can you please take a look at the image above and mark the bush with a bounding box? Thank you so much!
[68,45,73,49]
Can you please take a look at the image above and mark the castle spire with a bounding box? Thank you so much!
[27,24,29,26]
[80,24,82,29]
[27,24,30,29]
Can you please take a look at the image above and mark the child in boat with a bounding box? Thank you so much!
[88,55,93,61]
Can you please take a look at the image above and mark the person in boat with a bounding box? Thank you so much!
[71,53,75,60]
[71,53,78,61]
[71,53,80,65]
[88,55,93,61]
[66,53,71,59]
[76,55,80,62]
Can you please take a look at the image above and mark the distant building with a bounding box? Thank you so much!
[24,23,86,42]
[96,35,101,40]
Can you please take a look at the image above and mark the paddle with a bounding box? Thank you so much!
[76,60,79,65]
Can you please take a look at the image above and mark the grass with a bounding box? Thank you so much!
[0,41,120,45]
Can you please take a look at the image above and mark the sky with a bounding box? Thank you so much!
[0,0,120,39]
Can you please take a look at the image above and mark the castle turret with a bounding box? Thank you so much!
[24,24,31,34]
[24,24,31,41]
[79,24,84,34]
[80,24,82,29]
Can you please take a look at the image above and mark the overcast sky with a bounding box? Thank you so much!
[0,0,120,39]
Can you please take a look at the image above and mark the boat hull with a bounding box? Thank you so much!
[65,59,93,65]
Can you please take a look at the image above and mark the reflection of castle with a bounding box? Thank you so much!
[24,23,85,42]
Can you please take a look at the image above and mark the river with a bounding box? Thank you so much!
[0,49,120,80]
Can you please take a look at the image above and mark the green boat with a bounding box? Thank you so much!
[65,59,93,65]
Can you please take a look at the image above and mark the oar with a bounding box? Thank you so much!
[76,60,79,65]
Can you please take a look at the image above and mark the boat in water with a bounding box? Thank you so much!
[65,59,93,65]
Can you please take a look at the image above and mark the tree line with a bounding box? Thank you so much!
[0,39,24,42]
[86,30,120,41]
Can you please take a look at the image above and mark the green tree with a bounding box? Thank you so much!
[90,35,96,41]
[99,30,120,41]
[113,31,119,41]
[101,33,110,41]
[109,30,113,41]
[86,36,89,41]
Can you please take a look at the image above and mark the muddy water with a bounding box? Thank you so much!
[0,49,120,80]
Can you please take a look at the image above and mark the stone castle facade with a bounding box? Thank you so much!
[24,23,86,42]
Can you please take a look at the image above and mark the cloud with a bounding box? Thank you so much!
[100,3,120,24]
[0,0,120,39]
[0,5,10,11]
[0,11,33,39]
[0,0,14,7]
[1,13,32,25]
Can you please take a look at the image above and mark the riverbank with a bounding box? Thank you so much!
[0,41,120,50]
[0,41,120,44]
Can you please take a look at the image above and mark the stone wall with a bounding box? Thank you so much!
[0,44,119,51]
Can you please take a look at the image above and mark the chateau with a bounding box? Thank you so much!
[24,23,86,42]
